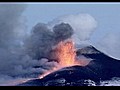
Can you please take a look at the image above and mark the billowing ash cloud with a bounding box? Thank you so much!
[0,4,27,48]
[53,23,73,42]
[24,23,55,60]
[24,22,74,60]
[0,5,96,84]
[48,13,97,41]
[0,4,51,80]
[0,5,74,81]
[0,4,28,78]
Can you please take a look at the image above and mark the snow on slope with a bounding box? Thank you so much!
[100,77,120,86]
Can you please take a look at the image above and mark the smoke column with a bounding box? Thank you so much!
[0,4,97,85]
[48,13,97,43]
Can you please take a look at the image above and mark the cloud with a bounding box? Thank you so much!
[0,6,74,79]
[0,4,27,48]
[24,22,74,60]
[0,4,50,78]
[48,13,97,42]
[0,4,31,77]
[0,5,98,83]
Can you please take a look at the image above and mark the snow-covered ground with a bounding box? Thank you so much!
[100,77,120,86]
[1,77,120,86]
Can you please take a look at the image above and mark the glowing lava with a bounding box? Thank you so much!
[39,39,81,79]
[55,39,80,67]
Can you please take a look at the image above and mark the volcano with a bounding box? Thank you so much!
[17,45,120,86]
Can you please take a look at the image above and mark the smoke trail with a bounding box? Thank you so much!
[24,22,74,60]
[0,4,27,77]
[0,4,27,49]
[0,4,75,80]
[0,5,97,84]
[53,23,74,42]
[24,13,97,77]
[48,13,97,44]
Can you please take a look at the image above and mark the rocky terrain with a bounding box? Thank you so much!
[17,45,120,86]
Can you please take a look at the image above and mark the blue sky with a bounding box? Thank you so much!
[22,2,120,45]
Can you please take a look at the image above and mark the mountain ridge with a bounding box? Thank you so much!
[17,45,120,86]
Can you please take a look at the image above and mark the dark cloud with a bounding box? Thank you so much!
[24,22,74,60]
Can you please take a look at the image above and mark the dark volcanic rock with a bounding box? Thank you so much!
[77,45,100,55]
[18,45,120,86]
[17,65,100,86]
[77,45,120,80]
[41,66,100,82]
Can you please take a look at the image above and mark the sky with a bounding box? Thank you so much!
[22,2,120,44]
[17,2,120,59]
[0,2,119,59]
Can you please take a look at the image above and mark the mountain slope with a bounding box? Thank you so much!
[17,45,120,86]
[77,45,120,80]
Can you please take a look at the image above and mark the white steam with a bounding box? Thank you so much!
[48,13,97,43]
[0,4,27,48]
[0,4,58,81]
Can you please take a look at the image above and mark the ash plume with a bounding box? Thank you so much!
[0,4,29,78]
[0,4,97,84]
[53,23,74,42]
[24,22,74,60]
[0,4,27,49]
[24,23,55,60]
[48,13,97,44]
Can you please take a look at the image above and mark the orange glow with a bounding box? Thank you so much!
[39,71,52,79]
[39,39,81,79]
[55,39,80,67]
[39,67,57,79]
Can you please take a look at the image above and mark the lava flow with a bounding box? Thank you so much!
[39,39,81,79]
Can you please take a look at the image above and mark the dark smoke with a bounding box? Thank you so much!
[0,4,94,84]
[24,22,74,60]
[24,23,55,60]
[53,23,74,43]
[0,4,27,49]
[0,4,31,80]
[0,4,74,80]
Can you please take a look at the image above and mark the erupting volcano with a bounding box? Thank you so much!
[55,39,80,67]
[39,39,81,79]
